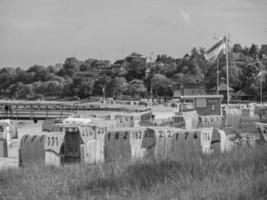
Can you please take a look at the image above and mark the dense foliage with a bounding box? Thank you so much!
[0,44,266,100]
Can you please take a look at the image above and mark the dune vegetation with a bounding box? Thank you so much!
[1,144,267,200]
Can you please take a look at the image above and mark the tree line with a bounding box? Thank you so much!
[0,44,266,100]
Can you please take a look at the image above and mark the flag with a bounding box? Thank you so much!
[205,37,226,62]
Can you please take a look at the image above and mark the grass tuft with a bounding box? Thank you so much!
[1,145,267,199]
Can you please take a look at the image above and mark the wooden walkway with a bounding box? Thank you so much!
[0,101,151,121]
[0,101,151,111]
[0,109,75,121]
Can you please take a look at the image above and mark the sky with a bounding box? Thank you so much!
[0,0,266,68]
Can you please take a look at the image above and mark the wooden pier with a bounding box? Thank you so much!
[0,109,75,121]
[0,100,151,121]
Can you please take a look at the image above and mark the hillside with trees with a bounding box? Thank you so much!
[0,44,266,100]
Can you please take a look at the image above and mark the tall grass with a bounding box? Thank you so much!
[1,145,267,200]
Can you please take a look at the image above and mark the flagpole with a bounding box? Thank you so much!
[261,78,263,105]
[216,57,219,94]
[225,35,230,106]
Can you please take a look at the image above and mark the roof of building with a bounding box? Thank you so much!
[127,52,144,58]
[210,83,234,92]
[94,60,111,68]
[173,82,205,87]
[113,59,125,65]
[111,63,121,68]
[183,89,206,96]
[232,90,245,97]
[232,90,253,97]
[180,95,224,99]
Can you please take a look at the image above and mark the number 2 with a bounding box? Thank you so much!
[115,133,119,140]
[159,131,163,138]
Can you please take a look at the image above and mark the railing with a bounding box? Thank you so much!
[0,109,75,120]
[0,102,151,113]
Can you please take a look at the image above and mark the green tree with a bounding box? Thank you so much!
[125,55,146,81]
[233,43,242,53]
[72,76,95,98]
[61,57,81,77]
[151,74,173,97]
[18,84,34,99]
[249,44,260,59]
[93,76,112,96]
[46,81,64,96]
[62,80,73,96]
[16,68,35,84]
[0,68,17,89]
[220,64,243,90]
[27,65,52,82]
[154,54,177,77]
[47,64,61,73]
[127,79,147,98]
[240,61,262,96]
[106,77,128,98]
[46,73,65,82]
[8,82,24,98]
[79,58,97,71]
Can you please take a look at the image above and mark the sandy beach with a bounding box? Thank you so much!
[0,106,173,169]
[0,120,47,169]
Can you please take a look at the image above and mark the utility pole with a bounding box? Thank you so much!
[216,58,219,94]
[258,70,264,105]
[260,78,263,105]
[149,52,153,101]
[102,86,106,103]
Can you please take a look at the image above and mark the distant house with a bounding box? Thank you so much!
[173,82,206,98]
[110,63,121,71]
[232,90,267,101]
[231,90,246,100]
[231,90,254,101]
[110,59,127,76]
[93,60,111,72]
[126,52,145,59]
[209,83,234,100]
[261,44,267,56]
[180,95,223,116]
[126,52,146,63]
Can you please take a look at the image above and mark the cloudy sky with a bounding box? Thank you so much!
[0,0,266,68]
